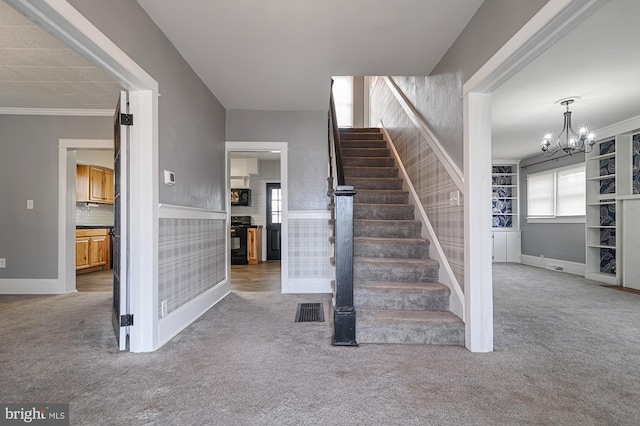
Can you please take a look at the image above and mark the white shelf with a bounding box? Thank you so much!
[587,244,616,249]
[587,152,616,161]
[587,174,616,181]
[492,163,518,231]
[587,225,616,229]
[492,185,517,188]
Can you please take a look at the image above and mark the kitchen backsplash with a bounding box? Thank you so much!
[76,203,114,226]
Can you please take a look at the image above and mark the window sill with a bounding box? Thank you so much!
[527,216,585,224]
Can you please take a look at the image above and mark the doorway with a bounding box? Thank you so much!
[226,141,288,292]
[266,182,282,261]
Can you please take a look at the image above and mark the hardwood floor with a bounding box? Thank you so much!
[231,261,281,292]
[76,269,112,292]
[75,262,282,293]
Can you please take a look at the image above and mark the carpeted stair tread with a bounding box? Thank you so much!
[340,132,384,141]
[356,309,464,345]
[354,203,414,220]
[354,190,408,204]
[341,140,388,149]
[343,157,396,167]
[354,281,450,311]
[345,166,398,178]
[354,237,429,259]
[342,147,390,157]
[354,257,439,283]
[352,219,422,239]
[345,177,403,190]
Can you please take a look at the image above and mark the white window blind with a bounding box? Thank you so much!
[527,163,585,219]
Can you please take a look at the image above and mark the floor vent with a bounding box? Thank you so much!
[545,264,566,272]
[295,303,325,322]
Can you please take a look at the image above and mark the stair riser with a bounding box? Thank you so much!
[342,148,390,157]
[343,157,395,167]
[356,326,464,345]
[354,263,438,283]
[354,191,408,204]
[354,240,428,259]
[341,141,388,149]
[354,222,422,239]
[354,205,414,220]
[346,168,398,179]
[346,179,403,190]
[355,291,450,311]
[340,133,384,141]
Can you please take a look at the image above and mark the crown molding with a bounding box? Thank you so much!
[0,107,114,116]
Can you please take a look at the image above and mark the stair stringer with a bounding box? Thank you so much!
[379,123,465,320]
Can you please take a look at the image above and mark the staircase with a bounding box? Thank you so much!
[338,127,464,345]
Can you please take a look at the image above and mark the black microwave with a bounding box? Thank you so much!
[231,188,251,206]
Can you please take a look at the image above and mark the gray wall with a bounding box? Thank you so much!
[393,0,550,168]
[0,115,112,279]
[226,110,329,211]
[68,0,227,211]
[519,153,586,264]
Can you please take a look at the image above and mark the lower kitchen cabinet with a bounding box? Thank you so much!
[76,228,110,272]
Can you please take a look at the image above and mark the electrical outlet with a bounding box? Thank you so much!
[449,191,460,206]
[27,200,34,210]
[0,258,5,268]
[160,300,168,317]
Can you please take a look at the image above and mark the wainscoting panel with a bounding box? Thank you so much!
[371,79,465,285]
[158,216,226,317]
[286,211,333,293]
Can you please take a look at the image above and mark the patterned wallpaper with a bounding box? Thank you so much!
[370,78,464,286]
[492,165,514,228]
[288,217,333,280]
[158,218,226,317]
[633,133,640,195]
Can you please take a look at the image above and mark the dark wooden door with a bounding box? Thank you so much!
[266,183,281,261]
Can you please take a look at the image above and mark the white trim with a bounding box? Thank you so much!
[521,254,586,276]
[158,281,230,347]
[382,76,464,191]
[463,0,607,95]
[379,122,464,319]
[464,92,494,353]
[0,108,114,116]
[595,115,640,140]
[226,141,289,292]
[58,138,113,296]
[288,210,331,220]
[159,204,226,220]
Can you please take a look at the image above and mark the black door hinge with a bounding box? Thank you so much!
[120,113,133,126]
[120,314,134,327]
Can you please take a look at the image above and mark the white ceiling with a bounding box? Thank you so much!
[491,0,640,161]
[0,1,120,110]
[136,0,484,111]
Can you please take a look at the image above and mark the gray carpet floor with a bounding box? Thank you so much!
[1,263,639,425]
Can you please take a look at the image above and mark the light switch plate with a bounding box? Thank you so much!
[0,258,5,268]
[449,191,460,206]
[27,200,34,209]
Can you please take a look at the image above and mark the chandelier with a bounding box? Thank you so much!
[540,98,596,156]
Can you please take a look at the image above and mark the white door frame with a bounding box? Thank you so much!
[9,0,160,352]
[225,141,289,292]
[461,0,607,352]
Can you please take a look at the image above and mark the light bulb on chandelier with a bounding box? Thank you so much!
[540,98,596,157]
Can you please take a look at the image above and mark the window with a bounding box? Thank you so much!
[332,76,353,127]
[527,163,585,222]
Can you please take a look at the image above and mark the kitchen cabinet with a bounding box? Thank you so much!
[77,165,114,204]
[248,227,262,265]
[76,228,110,272]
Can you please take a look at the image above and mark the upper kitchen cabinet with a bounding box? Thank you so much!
[77,165,114,204]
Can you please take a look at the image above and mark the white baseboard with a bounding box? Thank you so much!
[157,280,230,348]
[282,278,331,294]
[520,255,585,276]
[0,279,67,294]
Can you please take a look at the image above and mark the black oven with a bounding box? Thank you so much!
[230,216,251,264]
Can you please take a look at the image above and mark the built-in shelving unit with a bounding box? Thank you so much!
[492,164,521,263]
[585,133,639,285]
